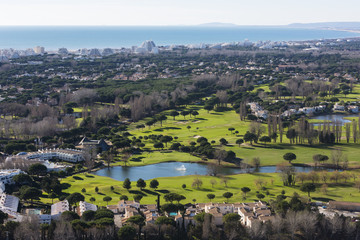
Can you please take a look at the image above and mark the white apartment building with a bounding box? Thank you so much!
[78,201,97,216]
[0,169,23,193]
[0,169,23,185]
[34,46,45,54]
[25,149,84,163]
[51,200,69,219]
[0,193,19,212]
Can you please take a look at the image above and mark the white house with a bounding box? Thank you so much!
[348,105,359,113]
[237,202,273,227]
[333,103,345,111]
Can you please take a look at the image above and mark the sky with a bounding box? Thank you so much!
[0,0,359,26]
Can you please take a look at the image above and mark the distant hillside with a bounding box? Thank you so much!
[288,22,360,30]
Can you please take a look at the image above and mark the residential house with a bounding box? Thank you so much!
[77,137,112,152]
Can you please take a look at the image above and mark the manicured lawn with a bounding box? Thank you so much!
[128,107,250,146]
[111,151,206,167]
[225,143,360,167]
[41,172,360,206]
[124,106,360,167]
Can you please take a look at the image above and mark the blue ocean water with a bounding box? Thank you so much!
[0,26,359,50]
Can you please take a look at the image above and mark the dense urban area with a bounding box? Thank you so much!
[0,38,360,239]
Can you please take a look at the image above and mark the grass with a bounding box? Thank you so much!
[124,106,360,167]
[111,151,205,167]
[40,172,360,206]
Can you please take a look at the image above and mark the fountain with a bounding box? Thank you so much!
[176,164,187,171]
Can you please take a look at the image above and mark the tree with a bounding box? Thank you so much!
[313,154,329,167]
[94,208,114,220]
[155,216,175,226]
[136,178,146,190]
[156,114,167,127]
[0,210,8,224]
[20,186,42,204]
[219,138,228,145]
[169,111,179,120]
[223,192,233,202]
[127,215,145,239]
[118,225,137,240]
[146,119,156,129]
[160,135,173,147]
[95,186,99,193]
[300,183,316,197]
[228,127,235,134]
[133,194,143,203]
[256,193,265,201]
[243,131,258,145]
[120,195,128,200]
[249,121,266,140]
[61,211,80,222]
[48,192,56,204]
[204,104,214,113]
[153,142,164,150]
[181,110,189,119]
[123,178,131,191]
[66,192,85,207]
[241,187,251,198]
[283,152,296,164]
[223,213,240,224]
[161,203,178,213]
[271,132,278,143]
[163,193,185,203]
[207,194,215,201]
[13,173,33,185]
[236,138,244,147]
[210,179,217,188]
[28,163,47,177]
[192,178,203,189]
[259,136,271,145]
[103,196,112,205]
[89,197,96,203]
[81,210,95,222]
[191,110,199,118]
[150,179,159,190]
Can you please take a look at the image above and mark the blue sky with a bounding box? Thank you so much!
[0,0,359,26]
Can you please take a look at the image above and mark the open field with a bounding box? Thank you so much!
[41,172,360,206]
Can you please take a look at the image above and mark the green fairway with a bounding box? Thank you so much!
[111,151,205,166]
[224,143,360,167]
[43,172,360,206]
[122,106,360,167]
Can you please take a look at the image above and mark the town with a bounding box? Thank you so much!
[0,37,360,239]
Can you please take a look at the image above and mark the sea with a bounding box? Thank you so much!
[0,26,359,50]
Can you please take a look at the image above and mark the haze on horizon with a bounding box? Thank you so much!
[0,0,359,26]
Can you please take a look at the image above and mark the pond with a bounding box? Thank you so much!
[310,114,358,126]
[93,162,327,181]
